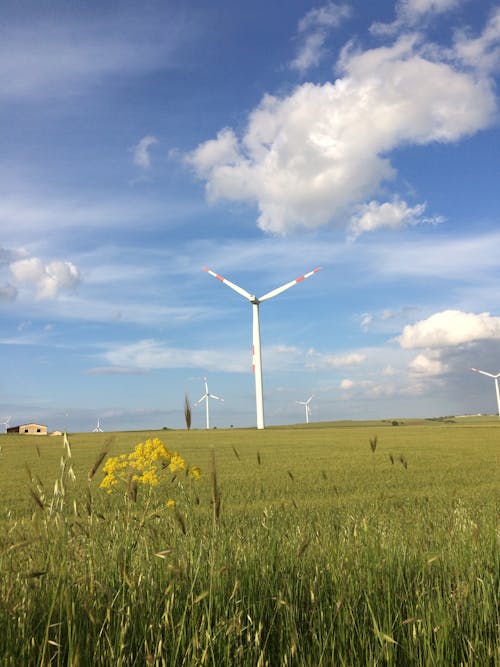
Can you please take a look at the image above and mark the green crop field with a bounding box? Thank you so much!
[0,420,498,665]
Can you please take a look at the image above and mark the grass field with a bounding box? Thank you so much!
[0,419,498,665]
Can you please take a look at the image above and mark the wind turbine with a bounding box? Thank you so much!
[296,396,313,424]
[93,418,104,432]
[195,377,224,429]
[471,368,500,419]
[203,266,321,429]
[0,416,11,434]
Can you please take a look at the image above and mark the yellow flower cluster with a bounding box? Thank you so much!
[189,466,201,481]
[99,438,200,493]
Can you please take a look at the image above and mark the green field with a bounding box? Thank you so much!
[0,420,499,665]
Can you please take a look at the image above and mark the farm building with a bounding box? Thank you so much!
[7,423,48,436]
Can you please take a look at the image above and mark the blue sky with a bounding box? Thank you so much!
[1,0,500,431]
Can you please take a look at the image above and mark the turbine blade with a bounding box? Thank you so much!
[258,267,322,302]
[471,368,499,378]
[209,394,224,401]
[203,267,253,300]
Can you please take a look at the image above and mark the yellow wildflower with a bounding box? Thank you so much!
[189,466,201,481]
[168,453,186,473]
[99,438,199,495]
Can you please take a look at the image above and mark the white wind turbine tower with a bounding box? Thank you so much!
[0,416,11,434]
[195,377,224,430]
[203,266,321,429]
[297,396,313,424]
[93,418,104,432]
[471,368,500,419]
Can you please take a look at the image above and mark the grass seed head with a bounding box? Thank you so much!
[184,393,192,431]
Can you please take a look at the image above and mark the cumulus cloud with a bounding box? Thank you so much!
[409,351,448,375]
[10,257,81,299]
[291,2,351,74]
[348,198,432,239]
[188,27,496,235]
[132,135,158,169]
[397,310,500,349]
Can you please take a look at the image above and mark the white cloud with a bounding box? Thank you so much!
[397,310,500,349]
[409,351,448,375]
[371,0,462,35]
[291,32,330,74]
[132,135,158,169]
[0,189,201,239]
[340,378,355,389]
[103,339,248,372]
[452,7,500,73]
[365,231,500,284]
[348,198,429,239]
[399,0,461,20]
[0,9,195,101]
[188,30,496,235]
[10,257,81,300]
[298,2,351,32]
[86,366,150,376]
[307,349,366,368]
[361,313,373,330]
[291,2,351,74]
[272,344,300,354]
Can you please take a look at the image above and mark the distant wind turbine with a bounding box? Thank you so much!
[0,416,11,434]
[471,368,500,419]
[195,377,224,429]
[297,396,313,424]
[93,418,104,432]
[203,266,321,429]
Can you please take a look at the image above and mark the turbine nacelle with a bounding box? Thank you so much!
[297,396,313,423]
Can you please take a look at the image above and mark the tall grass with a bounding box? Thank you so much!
[0,423,498,665]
